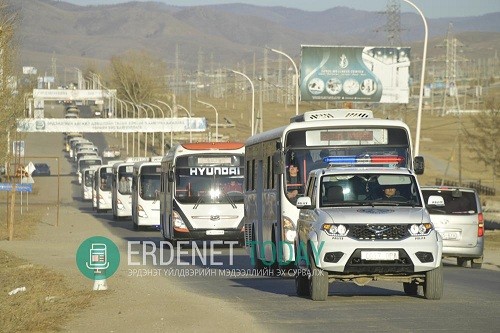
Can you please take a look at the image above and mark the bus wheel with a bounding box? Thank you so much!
[251,234,264,270]
[295,268,310,296]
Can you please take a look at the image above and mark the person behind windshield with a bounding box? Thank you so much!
[223,179,243,193]
[377,185,407,201]
[286,162,303,203]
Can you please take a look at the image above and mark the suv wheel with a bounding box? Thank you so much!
[424,263,443,300]
[471,257,483,269]
[308,251,328,301]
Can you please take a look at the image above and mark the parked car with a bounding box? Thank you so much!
[421,186,484,269]
[33,163,51,176]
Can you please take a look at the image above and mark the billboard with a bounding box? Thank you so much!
[300,46,410,103]
[16,118,207,133]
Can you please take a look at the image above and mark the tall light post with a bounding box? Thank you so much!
[229,69,255,136]
[177,104,193,143]
[156,100,174,149]
[142,103,156,148]
[116,98,126,150]
[403,0,428,157]
[149,103,166,155]
[122,100,136,157]
[197,100,218,142]
[269,48,299,116]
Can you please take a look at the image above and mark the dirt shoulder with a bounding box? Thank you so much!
[0,127,262,332]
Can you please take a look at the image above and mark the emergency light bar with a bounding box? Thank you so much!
[324,155,405,166]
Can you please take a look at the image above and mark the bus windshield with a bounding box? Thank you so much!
[79,158,102,171]
[84,170,94,187]
[118,165,133,195]
[99,167,113,191]
[174,154,244,204]
[140,174,160,200]
[284,127,410,204]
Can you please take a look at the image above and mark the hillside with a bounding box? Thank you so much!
[11,0,500,74]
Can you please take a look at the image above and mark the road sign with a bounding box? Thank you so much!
[0,183,33,193]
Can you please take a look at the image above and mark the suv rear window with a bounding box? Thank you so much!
[422,190,477,215]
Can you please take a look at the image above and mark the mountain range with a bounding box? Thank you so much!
[11,0,500,75]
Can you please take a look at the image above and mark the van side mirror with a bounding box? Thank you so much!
[414,156,424,175]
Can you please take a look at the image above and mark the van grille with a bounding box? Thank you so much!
[350,224,408,240]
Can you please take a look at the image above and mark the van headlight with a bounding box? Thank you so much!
[409,223,433,236]
[322,223,349,236]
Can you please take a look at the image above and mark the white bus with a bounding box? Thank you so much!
[111,158,149,220]
[81,165,100,201]
[244,109,424,269]
[159,142,245,244]
[95,164,115,213]
[77,155,102,184]
[131,161,162,230]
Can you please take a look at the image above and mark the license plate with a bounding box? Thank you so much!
[206,230,225,235]
[361,251,399,261]
[441,232,459,240]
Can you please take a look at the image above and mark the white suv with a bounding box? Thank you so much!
[295,167,443,301]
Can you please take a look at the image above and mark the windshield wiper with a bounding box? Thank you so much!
[221,189,237,209]
[193,195,205,209]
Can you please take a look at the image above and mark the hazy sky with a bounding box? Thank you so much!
[64,0,500,19]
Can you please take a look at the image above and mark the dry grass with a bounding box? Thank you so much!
[0,250,97,332]
[0,205,42,241]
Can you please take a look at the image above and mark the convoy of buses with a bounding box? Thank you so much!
[69,108,430,295]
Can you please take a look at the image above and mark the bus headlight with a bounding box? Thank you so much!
[282,216,297,243]
[138,204,148,218]
[173,210,188,232]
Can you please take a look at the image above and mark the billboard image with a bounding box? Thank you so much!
[300,46,411,103]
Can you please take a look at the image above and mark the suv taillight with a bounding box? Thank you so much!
[478,212,484,237]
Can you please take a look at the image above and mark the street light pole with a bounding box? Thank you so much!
[197,100,218,142]
[229,69,255,136]
[142,103,156,148]
[122,100,136,157]
[177,104,193,143]
[156,100,174,149]
[149,103,166,155]
[269,48,299,116]
[403,0,428,157]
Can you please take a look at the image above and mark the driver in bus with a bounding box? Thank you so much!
[286,161,303,204]
[223,179,243,193]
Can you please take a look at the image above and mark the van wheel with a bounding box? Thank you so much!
[471,257,483,269]
[424,264,443,300]
[403,282,418,296]
[308,251,328,301]
[457,257,468,267]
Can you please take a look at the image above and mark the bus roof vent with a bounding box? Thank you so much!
[290,109,373,123]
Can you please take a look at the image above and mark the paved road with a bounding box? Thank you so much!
[10,103,500,332]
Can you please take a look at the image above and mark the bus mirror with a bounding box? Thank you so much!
[168,170,174,182]
[273,151,284,175]
[275,141,282,150]
[414,156,424,175]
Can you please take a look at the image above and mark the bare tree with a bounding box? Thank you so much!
[109,50,169,105]
[0,0,24,172]
[464,98,500,188]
